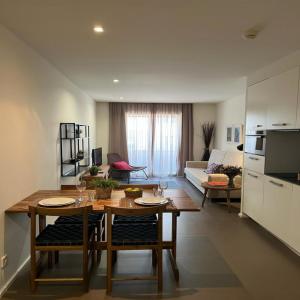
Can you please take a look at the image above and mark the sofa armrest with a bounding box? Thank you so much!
[186,161,208,169]
[208,173,229,182]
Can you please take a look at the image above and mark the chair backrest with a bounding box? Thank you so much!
[105,204,167,247]
[107,153,123,164]
[29,205,93,246]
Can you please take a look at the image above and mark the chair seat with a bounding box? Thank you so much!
[112,223,158,246]
[113,214,157,224]
[55,213,103,225]
[36,224,94,246]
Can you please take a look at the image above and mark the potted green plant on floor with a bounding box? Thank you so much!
[91,178,119,199]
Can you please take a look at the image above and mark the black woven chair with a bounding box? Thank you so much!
[30,205,95,292]
[55,212,105,254]
[107,153,148,183]
[105,204,166,294]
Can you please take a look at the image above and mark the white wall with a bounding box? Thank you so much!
[215,94,246,151]
[0,24,96,294]
[192,103,217,160]
[96,102,109,164]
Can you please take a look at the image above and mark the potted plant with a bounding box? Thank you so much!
[219,166,242,187]
[91,178,119,199]
[89,165,99,176]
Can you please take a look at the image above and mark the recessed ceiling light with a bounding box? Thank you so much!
[120,97,124,100]
[93,26,104,33]
[113,79,119,83]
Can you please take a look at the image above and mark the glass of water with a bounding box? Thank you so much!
[159,180,168,197]
[76,179,86,203]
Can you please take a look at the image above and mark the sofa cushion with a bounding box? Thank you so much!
[208,149,226,166]
[222,151,243,168]
[204,163,223,174]
[185,168,208,185]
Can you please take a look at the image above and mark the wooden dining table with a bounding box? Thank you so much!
[5,185,200,281]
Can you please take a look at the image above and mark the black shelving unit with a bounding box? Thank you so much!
[60,123,90,177]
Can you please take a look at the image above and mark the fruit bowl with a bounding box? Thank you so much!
[125,187,143,198]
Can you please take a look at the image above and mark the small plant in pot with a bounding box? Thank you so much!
[219,165,242,187]
[89,165,99,176]
[91,178,119,199]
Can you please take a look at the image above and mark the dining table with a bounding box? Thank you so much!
[5,184,200,281]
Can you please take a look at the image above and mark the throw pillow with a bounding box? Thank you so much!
[112,161,133,171]
[205,163,222,174]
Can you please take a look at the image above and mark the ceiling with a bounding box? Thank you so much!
[1,0,300,103]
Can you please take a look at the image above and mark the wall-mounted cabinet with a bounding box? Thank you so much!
[246,67,300,131]
[246,80,268,134]
[266,67,299,130]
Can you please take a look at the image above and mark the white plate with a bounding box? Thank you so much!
[134,197,169,206]
[38,197,76,207]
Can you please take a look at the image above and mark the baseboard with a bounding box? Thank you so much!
[0,256,30,298]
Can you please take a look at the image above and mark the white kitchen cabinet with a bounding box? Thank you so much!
[244,153,265,174]
[246,80,268,134]
[266,67,299,130]
[263,176,293,242]
[287,185,300,253]
[243,170,264,223]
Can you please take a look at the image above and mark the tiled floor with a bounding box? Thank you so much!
[2,177,300,300]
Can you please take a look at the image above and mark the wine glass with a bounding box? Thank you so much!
[76,179,86,203]
[159,180,168,197]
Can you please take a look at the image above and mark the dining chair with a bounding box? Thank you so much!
[29,204,95,292]
[55,212,105,260]
[105,204,166,294]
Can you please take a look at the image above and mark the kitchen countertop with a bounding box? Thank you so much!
[265,173,300,185]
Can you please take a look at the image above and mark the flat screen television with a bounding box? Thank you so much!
[91,147,102,166]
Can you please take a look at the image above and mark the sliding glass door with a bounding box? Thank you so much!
[126,110,181,177]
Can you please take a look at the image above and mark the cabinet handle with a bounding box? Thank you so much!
[249,156,259,161]
[248,173,258,179]
[269,180,284,187]
[256,125,263,127]
[272,123,288,126]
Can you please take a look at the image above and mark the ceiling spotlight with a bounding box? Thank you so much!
[120,97,124,100]
[93,26,104,33]
[113,79,119,83]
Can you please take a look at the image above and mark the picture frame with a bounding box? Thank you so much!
[226,127,232,143]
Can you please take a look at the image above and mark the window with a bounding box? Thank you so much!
[126,111,181,176]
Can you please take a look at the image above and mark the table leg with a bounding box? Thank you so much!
[167,212,179,281]
[202,188,208,207]
[226,190,231,213]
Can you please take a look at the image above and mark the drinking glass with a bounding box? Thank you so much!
[159,180,168,197]
[76,179,86,203]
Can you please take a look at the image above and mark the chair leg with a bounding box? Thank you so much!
[106,248,113,294]
[112,250,117,264]
[30,249,37,292]
[127,172,130,184]
[152,249,157,267]
[48,252,53,268]
[96,222,101,262]
[83,248,89,292]
[54,251,59,264]
[143,169,148,179]
[157,248,163,292]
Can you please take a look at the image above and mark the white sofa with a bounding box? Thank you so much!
[184,149,243,199]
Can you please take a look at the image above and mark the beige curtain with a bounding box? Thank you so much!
[178,104,194,176]
[108,103,129,162]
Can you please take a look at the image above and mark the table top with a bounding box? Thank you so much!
[201,182,241,191]
[5,188,200,214]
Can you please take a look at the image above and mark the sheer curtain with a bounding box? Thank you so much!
[152,104,182,176]
[125,104,153,175]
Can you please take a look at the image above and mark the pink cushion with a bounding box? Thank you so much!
[112,161,133,170]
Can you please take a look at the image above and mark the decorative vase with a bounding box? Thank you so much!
[95,187,112,199]
[228,176,234,187]
[202,148,210,161]
[233,175,242,188]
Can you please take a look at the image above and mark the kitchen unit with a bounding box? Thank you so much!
[243,66,300,254]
